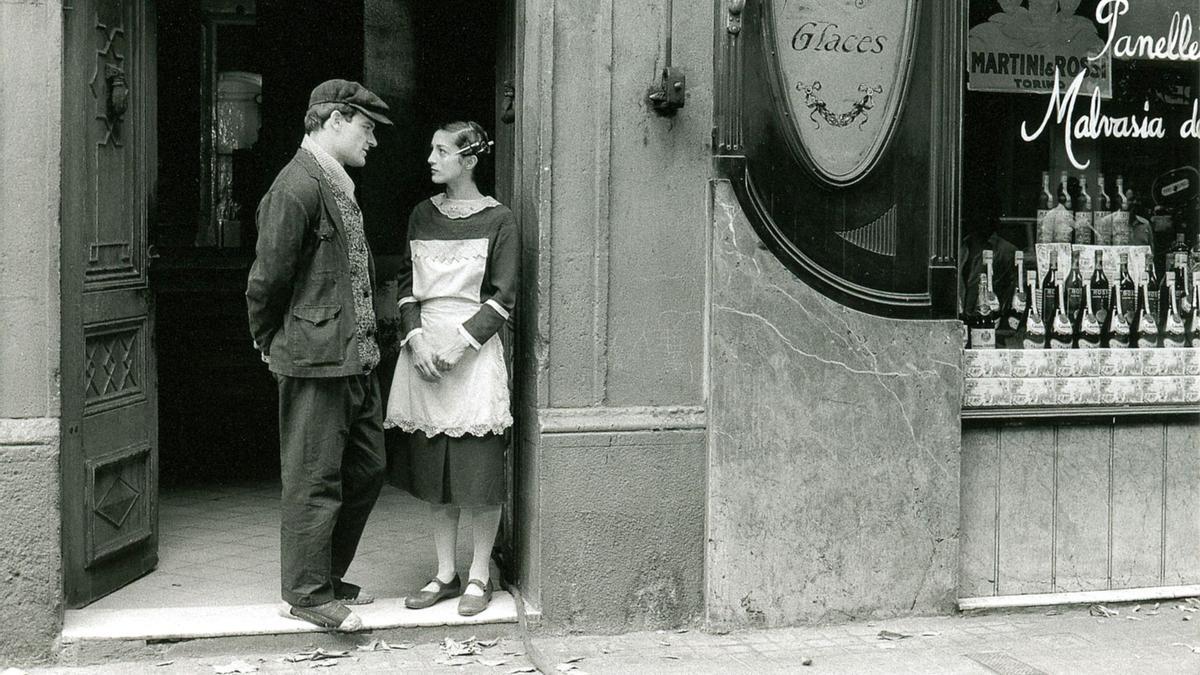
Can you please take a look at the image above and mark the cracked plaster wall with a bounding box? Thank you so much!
[706,181,963,627]
[0,1,65,664]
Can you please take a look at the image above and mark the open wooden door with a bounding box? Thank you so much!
[495,0,520,580]
[61,0,159,607]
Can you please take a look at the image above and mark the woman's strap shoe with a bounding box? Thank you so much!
[405,573,462,610]
[277,600,362,632]
[457,578,493,617]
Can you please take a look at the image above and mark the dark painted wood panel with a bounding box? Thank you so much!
[960,427,999,597]
[996,426,1054,595]
[1111,423,1165,588]
[1164,422,1200,585]
[1054,426,1111,592]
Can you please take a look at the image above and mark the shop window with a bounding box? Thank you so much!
[961,0,1200,352]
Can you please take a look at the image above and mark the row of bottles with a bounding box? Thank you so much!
[966,248,1200,349]
[1036,170,1132,245]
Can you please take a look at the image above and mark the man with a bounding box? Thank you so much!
[246,79,392,631]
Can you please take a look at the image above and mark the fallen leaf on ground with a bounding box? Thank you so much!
[213,660,258,674]
[801,657,813,666]
[1089,604,1119,617]
[877,630,912,640]
[358,640,413,652]
[1171,642,1200,654]
[285,649,351,663]
[444,638,481,657]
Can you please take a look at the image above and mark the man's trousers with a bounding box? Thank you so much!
[277,373,385,607]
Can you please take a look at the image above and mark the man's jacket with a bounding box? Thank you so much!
[246,149,377,377]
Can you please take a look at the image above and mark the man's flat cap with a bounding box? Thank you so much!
[308,79,393,126]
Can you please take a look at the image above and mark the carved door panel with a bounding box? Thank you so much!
[62,0,159,607]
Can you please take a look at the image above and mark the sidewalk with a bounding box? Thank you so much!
[13,601,1200,674]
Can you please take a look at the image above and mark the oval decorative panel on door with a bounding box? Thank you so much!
[769,0,919,186]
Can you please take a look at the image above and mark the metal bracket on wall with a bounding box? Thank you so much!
[647,0,685,116]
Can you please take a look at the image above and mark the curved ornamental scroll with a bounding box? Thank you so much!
[714,0,962,319]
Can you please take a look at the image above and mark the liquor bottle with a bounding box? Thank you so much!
[1050,270,1074,348]
[1064,248,1084,325]
[1135,271,1160,348]
[1167,233,1192,325]
[1094,172,1112,245]
[1145,251,1160,323]
[1055,171,1074,242]
[1022,270,1047,349]
[1077,281,1103,348]
[1190,271,1200,348]
[1041,258,1059,324]
[967,273,997,349]
[1112,176,1131,245]
[1089,249,1111,330]
[1162,271,1187,348]
[1075,174,1093,244]
[1113,249,1132,333]
[982,250,1001,316]
[1036,171,1054,244]
[1004,251,1027,333]
[1108,282,1133,348]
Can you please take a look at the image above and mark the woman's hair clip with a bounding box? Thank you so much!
[454,138,495,158]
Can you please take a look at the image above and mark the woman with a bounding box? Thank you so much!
[386,121,516,616]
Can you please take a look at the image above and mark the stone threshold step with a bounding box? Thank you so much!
[62,593,530,643]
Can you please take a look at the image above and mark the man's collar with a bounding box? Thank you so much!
[301,134,356,200]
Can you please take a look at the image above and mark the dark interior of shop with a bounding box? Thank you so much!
[152,0,497,486]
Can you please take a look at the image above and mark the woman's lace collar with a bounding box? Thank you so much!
[431,193,500,219]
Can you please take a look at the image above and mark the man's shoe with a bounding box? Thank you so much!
[456,578,493,617]
[277,600,362,631]
[333,580,375,606]
[405,573,462,610]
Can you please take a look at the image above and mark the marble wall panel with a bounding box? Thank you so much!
[707,183,962,626]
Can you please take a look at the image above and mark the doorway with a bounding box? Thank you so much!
[72,0,514,610]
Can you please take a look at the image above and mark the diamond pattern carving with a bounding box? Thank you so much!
[95,476,140,529]
[85,330,139,400]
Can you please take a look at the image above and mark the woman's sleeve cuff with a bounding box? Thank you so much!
[457,325,482,350]
[400,327,424,348]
